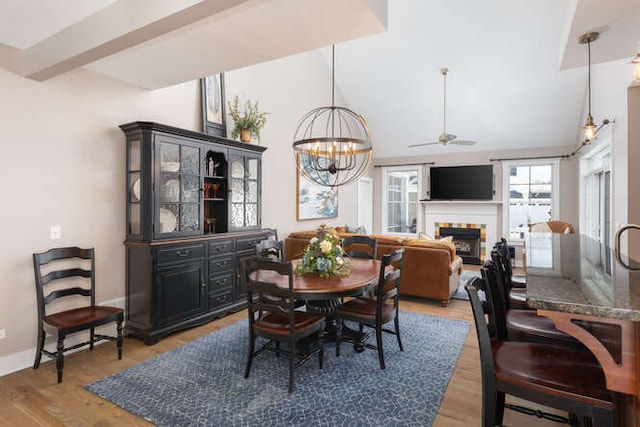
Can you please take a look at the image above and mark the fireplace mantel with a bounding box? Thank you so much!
[423,201,502,263]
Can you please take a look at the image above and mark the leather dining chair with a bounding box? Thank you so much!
[342,235,378,259]
[242,257,325,393]
[32,247,124,383]
[335,248,404,370]
[466,282,617,426]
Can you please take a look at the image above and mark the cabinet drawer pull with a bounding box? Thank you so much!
[216,261,228,268]
[215,279,228,286]
[176,250,190,257]
[215,245,227,252]
[217,295,228,302]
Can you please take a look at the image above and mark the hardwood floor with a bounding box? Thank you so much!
[0,271,566,426]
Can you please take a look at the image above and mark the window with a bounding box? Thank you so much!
[581,142,611,246]
[381,167,421,235]
[503,160,559,240]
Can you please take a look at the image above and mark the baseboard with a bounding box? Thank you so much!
[0,296,126,378]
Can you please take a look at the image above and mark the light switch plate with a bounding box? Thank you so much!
[50,225,61,240]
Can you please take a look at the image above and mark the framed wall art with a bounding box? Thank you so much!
[200,73,226,137]
[296,154,338,220]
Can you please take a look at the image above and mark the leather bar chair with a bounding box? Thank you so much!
[242,258,325,393]
[490,249,528,310]
[466,283,617,426]
[33,247,124,383]
[495,238,526,288]
[480,259,583,348]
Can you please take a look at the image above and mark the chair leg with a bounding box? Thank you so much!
[90,327,95,351]
[116,320,123,360]
[244,333,255,379]
[495,391,506,426]
[394,314,403,351]
[56,335,65,383]
[319,330,325,370]
[592,407,614,427]
[33,329,45,369]
[288,337,295,393]
[335,319,342,357]
[376,324,385,370]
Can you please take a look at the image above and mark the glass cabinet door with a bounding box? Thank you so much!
[157,138,202,237]
[229,151,261,230]
[128,139,142,237]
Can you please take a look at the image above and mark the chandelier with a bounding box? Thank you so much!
[292,45,373,188]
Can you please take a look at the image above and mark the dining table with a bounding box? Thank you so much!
[524,232,640,426]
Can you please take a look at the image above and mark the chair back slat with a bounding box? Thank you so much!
[343,235,378,259]
[243,257,297,315]
[43,287,92,305]
[376,248,404,304]
[39,268,92,286]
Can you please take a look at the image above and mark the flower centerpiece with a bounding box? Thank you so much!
[295,224,350,278]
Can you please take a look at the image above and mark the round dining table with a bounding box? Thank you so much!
[250,258,382,300]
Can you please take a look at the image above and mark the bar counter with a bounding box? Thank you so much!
[526,233,640,320]
[524,233,640,424]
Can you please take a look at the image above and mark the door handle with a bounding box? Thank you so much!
[614,224,640,270]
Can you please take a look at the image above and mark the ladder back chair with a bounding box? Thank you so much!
[32,247,123,383]
[342,235,378,259]
[242,257,325,393]
[335,248,404,369]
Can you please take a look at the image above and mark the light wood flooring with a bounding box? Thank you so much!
[0,267,566,426]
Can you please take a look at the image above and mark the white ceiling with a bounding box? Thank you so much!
[1,0,639,159]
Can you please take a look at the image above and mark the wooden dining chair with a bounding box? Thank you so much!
[342,235,378,259]
[466,283,617,426]
[495,237,526,288]
[490,249,528,310]
[33,247,124,383]
[335,248,404,369]
[242,257,325,393]
[255,239,286,261]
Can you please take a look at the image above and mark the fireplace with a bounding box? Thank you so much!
[438,226,482,265]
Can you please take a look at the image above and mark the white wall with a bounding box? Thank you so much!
[224,50,360,239]
[0,48,357,375]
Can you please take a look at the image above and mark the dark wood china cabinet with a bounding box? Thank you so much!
[121,122,269,344]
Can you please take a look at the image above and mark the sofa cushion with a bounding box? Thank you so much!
[403,237,456,259]
[368,234,405,245]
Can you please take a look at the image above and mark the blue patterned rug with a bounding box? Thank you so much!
[452,270,482,301]
[86,312,469,426]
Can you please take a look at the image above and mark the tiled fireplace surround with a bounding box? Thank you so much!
[423,201,501,264]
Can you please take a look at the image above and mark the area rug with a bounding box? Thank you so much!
[451,270,482,301]
[86,312,470,426]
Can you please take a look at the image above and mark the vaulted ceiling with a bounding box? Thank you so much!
[1,0,639,158]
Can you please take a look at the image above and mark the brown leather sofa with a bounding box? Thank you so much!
[285,229,463,306]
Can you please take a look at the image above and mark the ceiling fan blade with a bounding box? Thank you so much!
[449,140,477,146]
[408,142,440,147]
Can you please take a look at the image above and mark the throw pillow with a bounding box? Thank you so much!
[418,231,433,240]
[418,231,453,244]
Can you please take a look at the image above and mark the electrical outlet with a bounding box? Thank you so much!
[50,225,61,240]
[0,329,6,340]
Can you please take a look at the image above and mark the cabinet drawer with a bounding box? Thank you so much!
[209,254,234,272]
[208,271,234,292]
[208,290,233,309]
[236,235,268,252]
[209,239,234,255]
[157,243,205,265]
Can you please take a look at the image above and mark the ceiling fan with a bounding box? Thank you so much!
[409,67,477,147]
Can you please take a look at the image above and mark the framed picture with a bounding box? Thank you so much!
[296,154,338,220]
[200,73,226,137]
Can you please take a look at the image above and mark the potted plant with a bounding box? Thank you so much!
[228,95,269,142]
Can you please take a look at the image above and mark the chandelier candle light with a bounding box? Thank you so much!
[292,45,373,188]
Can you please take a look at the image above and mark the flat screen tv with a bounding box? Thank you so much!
[429,165,493,200]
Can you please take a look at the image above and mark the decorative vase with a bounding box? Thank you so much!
[240,129,251,142]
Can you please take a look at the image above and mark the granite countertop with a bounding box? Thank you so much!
[524,233,640,321]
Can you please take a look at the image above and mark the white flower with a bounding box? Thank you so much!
[320,240,332,253]
[310,237,318,244]
[336,256,344,266]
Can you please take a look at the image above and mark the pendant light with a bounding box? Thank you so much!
[292,45,373,188]
[579,32,599,142]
